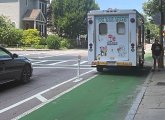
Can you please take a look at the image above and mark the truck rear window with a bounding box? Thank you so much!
[117,22,125,35]
[99,23,107,35]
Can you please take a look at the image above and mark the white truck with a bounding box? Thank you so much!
[87,9,145,72]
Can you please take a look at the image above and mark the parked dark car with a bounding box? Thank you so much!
[0,46,33,84]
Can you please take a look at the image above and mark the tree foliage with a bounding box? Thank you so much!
[0,15,22,45]
[146,22,159,40]
[51,0,99,39]
[142,0,164,40]
[142,14,159,40]
[143,0,165,17]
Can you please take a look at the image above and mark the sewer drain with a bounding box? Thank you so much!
[157,82,165,86]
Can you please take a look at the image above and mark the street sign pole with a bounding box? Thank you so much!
[160,0,164,68]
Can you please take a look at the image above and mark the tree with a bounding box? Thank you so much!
[0,15,23,45]
[142,0,164,42]
[142,14,159,41]
[51,0,99,39]
[143,0,165,20]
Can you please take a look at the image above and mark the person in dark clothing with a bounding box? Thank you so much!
[151,39,163,71]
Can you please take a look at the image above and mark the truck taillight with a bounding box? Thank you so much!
[131,43,135,52]
[89,43,93,48]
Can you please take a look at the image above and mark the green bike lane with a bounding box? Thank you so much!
[17,52,152,120]
[18,67,151,120]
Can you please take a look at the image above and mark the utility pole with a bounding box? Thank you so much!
[159,0,164,68]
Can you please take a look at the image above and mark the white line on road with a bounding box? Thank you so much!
[73,78,83,82]
[33,66,93,69]
[29,59,77,62]
[13,72,97,120]
[32,60,47,64]
[36,95,48,103]
[73,61,88,66]
[37,53,66,59]
[37,56,53,59]
[48,60,69,65]
[0,69,95,114]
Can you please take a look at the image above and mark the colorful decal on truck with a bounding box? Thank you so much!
[117,45,127,57]
[100,46,107,56]
[107,34,117,45]
[97,54,101,60]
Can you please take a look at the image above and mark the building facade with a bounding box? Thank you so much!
[0,0,49,37]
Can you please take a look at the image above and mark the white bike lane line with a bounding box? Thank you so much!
[0,69,96,115]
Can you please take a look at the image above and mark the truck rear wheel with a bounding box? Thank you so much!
[97,67,103,72]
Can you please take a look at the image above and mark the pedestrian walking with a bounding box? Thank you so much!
[151,39,163,71]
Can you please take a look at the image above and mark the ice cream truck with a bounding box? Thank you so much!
[87,9,145,72]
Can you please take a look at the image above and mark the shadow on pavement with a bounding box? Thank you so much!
[99,66,152,77]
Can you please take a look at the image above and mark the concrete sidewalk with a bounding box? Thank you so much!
[134,68,165,120]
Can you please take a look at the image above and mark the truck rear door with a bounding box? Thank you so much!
[95,15,129,62]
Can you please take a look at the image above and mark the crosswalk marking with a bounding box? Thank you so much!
[48,60,68,65]
[32,60,48,65]
[73,61,88,66]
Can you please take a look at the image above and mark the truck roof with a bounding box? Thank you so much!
[88,9,140,16]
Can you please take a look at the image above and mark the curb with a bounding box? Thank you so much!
[6,48,51,51]
[125,71,153,120]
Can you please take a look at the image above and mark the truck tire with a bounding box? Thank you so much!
[97,67,103,72]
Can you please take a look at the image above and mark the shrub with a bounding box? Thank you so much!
[60,38,71,49]
[33,45,47,49]
[22,29,41,45]
[46,35,61,49]
[68,39,77,48]
[39,37,47,45]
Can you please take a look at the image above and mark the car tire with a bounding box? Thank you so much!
[21,65,31,83]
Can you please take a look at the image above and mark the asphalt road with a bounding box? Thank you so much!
[0,49,96,120]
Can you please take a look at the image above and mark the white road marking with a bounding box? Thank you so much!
[73,78,83,82]
[73,61,88,66]
[32,60,47,65]
[36,95,48,103]
[20,52,46,56]
[32,64,90,66]
[48,60,69,65]
[37,53,66,59]
[33,66,93,69]
[37,56,53,59]
[12,73,97,120]
[30,59,77,62]
[0,69,95,114]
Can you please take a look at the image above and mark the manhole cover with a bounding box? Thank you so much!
[157,82,165,86]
